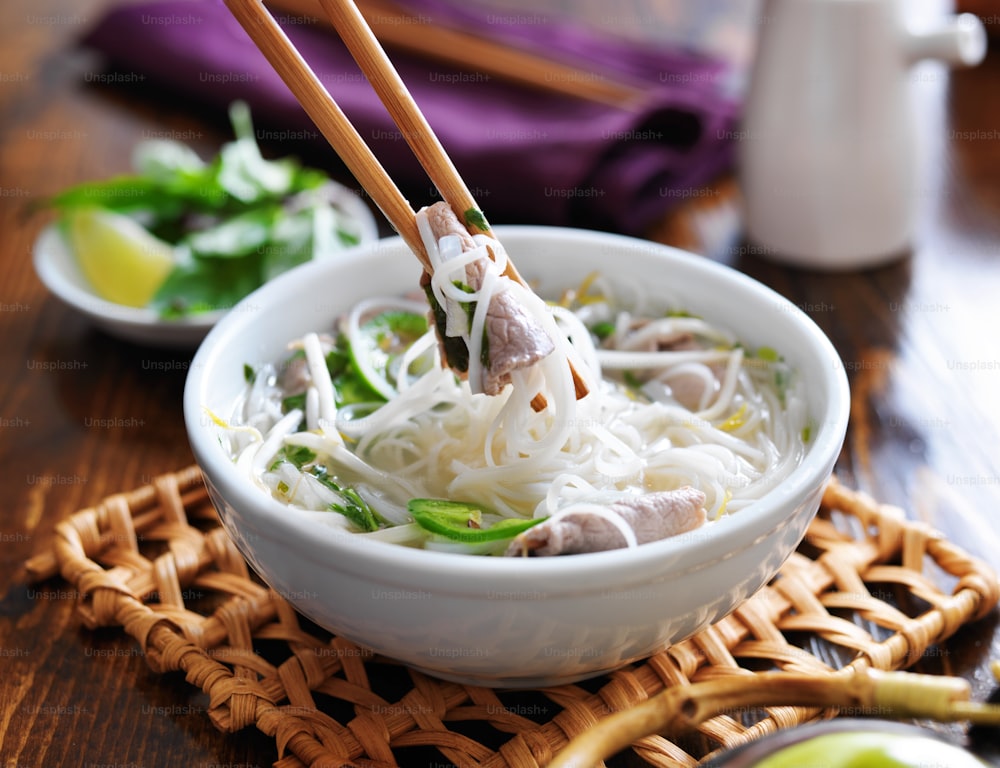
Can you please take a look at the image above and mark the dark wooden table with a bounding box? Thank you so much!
[2,0,1000,765]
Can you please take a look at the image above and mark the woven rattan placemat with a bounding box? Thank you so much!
[25,467,999,767]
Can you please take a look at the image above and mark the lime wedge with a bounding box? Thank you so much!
[65,208,176,307]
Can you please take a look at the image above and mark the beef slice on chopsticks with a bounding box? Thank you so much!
[506,486,707,557]
[221,0,586,410]
[419,201,556,397]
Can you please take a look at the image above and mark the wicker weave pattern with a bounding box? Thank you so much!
[25,469,999,767]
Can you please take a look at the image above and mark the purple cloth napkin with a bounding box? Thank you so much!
[80,0,740,235]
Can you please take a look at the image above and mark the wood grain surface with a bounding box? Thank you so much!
[2,0,999,766]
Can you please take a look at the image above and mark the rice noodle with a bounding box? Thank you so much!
[303,332,336,423]
[220,230,808,553]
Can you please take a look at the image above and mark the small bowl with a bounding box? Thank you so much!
[32,188,378,348]
[184,227,850,687]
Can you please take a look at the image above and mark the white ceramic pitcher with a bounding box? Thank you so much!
[739,0,987,270]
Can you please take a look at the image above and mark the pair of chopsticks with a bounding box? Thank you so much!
[267,0,647,108]
[224,0,588,401]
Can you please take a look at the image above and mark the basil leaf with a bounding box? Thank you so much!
[150,252,261,318]
[48,176,186,217]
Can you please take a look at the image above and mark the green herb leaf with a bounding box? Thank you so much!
[349,310,429,394]
[774,367,790,403]
[424,284,468,373]
[309,467,380,532]
[279,393,304,415]
[150,251,261,318]
[271,444,316,470]
[445,281,490,369]
[49,100,364,320]
[590,321,615,341]
[463,207,490,232]
[184,206,278,259]
[325,347,350,379]
[216,101,298,203]
[132,139,206,182]
[48,176,186,218]
[330,487,381,533]
[623,370,644,391]
[260,206,320,281]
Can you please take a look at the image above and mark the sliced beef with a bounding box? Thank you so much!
[506,486,707,557]
[423,202,554,395]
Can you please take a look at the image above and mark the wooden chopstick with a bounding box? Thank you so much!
[314,0,587,399]
[360,0,646,108]
[268,0,647,108]
[226,0,588,402]
[224,0,430,270]
[315,0,486,237]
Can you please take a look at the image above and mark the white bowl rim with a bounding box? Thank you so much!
[185,226,850,591]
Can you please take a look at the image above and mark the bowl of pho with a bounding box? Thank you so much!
[184,225,849,687]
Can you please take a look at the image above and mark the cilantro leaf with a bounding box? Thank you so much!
[308,466,380,532]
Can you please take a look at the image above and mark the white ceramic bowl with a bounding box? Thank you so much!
[184,227,850,687]
[33,187,378,348]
